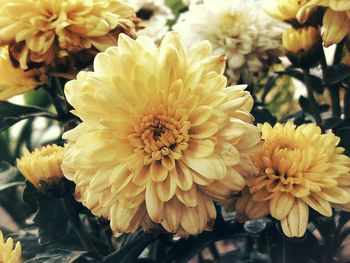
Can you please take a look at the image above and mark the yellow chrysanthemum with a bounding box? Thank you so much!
[236,122,350,237]
[17,144,65,189]
[0,48,46,100]
[298,0,350,47]
[282,26,320,54]
[0,231,21,263]
[264,0,309,22]
[62,32,261,236]
[0,0,137,70]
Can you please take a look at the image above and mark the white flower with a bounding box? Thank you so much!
[173,0,286,84]
[129,0,174,42]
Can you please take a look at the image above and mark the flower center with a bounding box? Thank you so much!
[220,12,245,32]
[129,110,191,166]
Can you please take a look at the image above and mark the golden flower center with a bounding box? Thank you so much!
[220,12,246,32]
[130,111,191,166]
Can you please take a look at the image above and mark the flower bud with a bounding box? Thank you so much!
[17,145,65,194]
[283,26,322,68]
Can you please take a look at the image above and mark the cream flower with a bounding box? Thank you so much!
[17,144,65,189]
[129,0,174,42]
[236,122,350,237]
[62,32,260,236]
[298,0,350,47]
[264,0,308,22]
[173,0,286,84]
[0,48,46,100]
[0,231,21,263]
[0,0,137,70]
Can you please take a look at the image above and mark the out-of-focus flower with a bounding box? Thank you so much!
[173,0,286,84]
[283,26,320,54]
[0,48,46,100]
[17,144,65,189]
[0,230,21,263]
[129,0,174,42]
[264,0,308,22]
[236,122,350,237]
[62,32,261,236]
[0,0,137,70]
[298,0,350,47]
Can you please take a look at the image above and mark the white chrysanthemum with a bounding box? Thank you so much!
[129,0,174,42]
[174,0,286,84]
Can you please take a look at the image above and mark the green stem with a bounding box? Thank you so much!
[282,238,293,263]
[344,88,350,121]
[303,69,322,125]
[321,49,342,118]
[44,77,67,120]
[60,197,99,255]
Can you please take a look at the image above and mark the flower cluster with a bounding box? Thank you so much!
[62,32,261,236]
[0,0,138,71]
[174,0,286,84]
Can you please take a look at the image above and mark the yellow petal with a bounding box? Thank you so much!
[145,181,164,223]
[323,9,350,47]
[302,195,332,217]
[270,193,295,220]
[281,199,309,237]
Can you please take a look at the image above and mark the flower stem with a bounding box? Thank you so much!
[303,69,322,126]
[282,238,293,263]
[60,197,99,255]
[44,77,68,120]
[345,88,350,121]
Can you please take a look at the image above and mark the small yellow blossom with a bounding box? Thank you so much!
[264,0,308,22]
[62,32,261,236]
[282,26,320,54]
[17,144,65,189]
[0,0,137,70]
[298,0,350,47]
[0,48,46,100]
[0,230,21,263]
[236,122,350,237]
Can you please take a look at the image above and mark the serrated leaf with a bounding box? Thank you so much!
[0,101,57,132]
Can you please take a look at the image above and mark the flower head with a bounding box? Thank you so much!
[129,0,174,42]
[236,122,350,237]
[62,32,260,236]
[282,26,320,54]
[264,0,308,22]
[17,144,65,189]
[298,0,350,47]
[0,48,46,100]
[0,230,21,263]
[0,0,137,70]
[173,0,286,84]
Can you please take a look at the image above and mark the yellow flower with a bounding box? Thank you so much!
[0,230,21,263]
[0,48,46,100]
[282,26,320,54]
[62,32,261,236]
[0,0,137,70]
[236,122,350,237]
[264,0,308,22]
[17,144,65,189]
[298,0,350,47]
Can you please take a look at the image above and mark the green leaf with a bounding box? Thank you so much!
[0,161,18,184]
[337,127,350,155]
[0,101,57,132]
[298,96,329,115]
[277,69,324,94]
[323,63,350,85]
[22,182,69,244]
[101,231,154,263]
[24,249,87,263]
